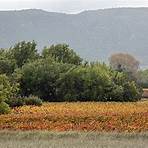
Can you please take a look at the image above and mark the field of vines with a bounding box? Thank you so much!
[0,101,148,132]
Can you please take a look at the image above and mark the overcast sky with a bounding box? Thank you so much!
[0,0,148,13]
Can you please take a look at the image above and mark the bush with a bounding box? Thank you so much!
[6,97,25,107]
[123,81,142,102]
[15,44,142,102]
[109,85,124,102]
[111,71,142,102]
[57,64,142,102]
[6,96,43,107]
[0,59,16,75]
[19,60,142,102]
[0,102,10,114]
[20,59,74,101]
[24,96,42,106]
[57,63,113,102]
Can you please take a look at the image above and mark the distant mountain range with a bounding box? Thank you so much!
[0,8,148,68]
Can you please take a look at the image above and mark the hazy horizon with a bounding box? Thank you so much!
[1,7,148,14]
[0,0,148,14]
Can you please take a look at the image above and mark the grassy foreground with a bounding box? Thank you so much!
[0,101,148,132]
[0,131,147,148]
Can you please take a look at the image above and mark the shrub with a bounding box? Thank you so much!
[0,102,10,114]
[6,96,43,107]
[109,85,124,102]
[18,50,142,102]
[20,59,74,101]
[24,96,42,106]
[57,64,142,102]
[111,71,142,102]
[6,97,25,107]
[0,59,16,75]
[57,63,113,102]
[123,81,142,102]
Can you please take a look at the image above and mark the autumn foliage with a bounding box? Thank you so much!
[0,101,147,132]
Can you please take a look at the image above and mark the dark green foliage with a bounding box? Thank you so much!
[0,41,143,107]
[0,59,16,75]
[0,41,39,75]
[24,96,42,106]
[111,72,142,102]
[57,64,142,102]
[19,57,142,102]
[42,44,82,65]
[10,41,39,68]
[7,96,42,107]
[0,49,16,75]
[20,58,74,101]
[6,97,25,108]
[122,81,142,101]
[0,102,10,114]
[57,64,112,101]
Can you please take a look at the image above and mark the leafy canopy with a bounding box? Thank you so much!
[42,44,82,65]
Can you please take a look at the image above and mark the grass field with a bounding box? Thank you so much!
[0,101,148,132]
[0,131,148,148]
[0,131,147,148]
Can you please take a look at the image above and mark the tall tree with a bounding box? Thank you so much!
[0,49,16,75]
[42,44,82,65]
[109,53,140,77]
[10,41,39,68]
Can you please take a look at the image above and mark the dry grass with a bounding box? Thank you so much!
[0,101,148,132]
[0,131,148,148]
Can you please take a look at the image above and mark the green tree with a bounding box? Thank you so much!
[20,57,74,101]
[0,49,16,75]
[0,74,11,103]
[57,63,113,101]
[10,41,39,68]
[111,71,142,101]
[42,44,82,65]
[0,74,19,103]
[57,63,142,102]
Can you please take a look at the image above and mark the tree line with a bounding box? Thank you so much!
[0,41,145,114]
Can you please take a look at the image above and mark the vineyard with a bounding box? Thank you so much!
[0,101,148,132]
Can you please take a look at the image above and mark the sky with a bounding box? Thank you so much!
[0,0,148,13]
